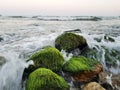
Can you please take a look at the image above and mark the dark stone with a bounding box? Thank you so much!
[65,29,81,33]
[104,35,115,42]
[0,37,3,41]
[101,83,114,90]
[0,56,6,66]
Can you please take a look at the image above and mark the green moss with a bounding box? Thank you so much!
[55,33,87,52]
[29,47,64,72]
[62,56,99,75]
[26,68,69,90]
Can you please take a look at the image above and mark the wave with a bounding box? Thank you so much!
[32,16,102,21]
[0,15,120,21]
[8,16,27,18]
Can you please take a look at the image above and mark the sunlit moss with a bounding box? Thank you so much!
[26,68,69,90]
[29,46,64,72]
[62,56,99,75]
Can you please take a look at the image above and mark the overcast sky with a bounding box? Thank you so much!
[0,0,120,16]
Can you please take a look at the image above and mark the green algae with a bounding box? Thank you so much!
[62,56,99,75]
[29,46,64,72]
[26,68,69,90]
[55,33,87,52]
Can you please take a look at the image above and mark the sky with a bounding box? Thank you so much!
[0,0,120,16]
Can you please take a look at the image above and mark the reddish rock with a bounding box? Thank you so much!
[73,64,103,82]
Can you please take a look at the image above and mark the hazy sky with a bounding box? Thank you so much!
[0,0,120,16]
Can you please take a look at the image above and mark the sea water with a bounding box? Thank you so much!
[0,16,120,90]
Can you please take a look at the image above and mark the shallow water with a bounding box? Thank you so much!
[0,16,120,90]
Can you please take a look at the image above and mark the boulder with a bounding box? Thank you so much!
[55,33,87,53]
[62,56,102,82]
[82,82,105,90]
[26,68,69,90]
[25,46,64,73]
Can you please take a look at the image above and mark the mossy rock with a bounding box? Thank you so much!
[82,46,120,67]
[55,33,87,52]
[62,56,100,75]
[27,46,64,73]
[26,68,69,90]
[105,48,120,66]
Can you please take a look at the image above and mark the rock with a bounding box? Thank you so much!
[55,32,87,53]
[104,48,120,67]
[81,47,98,59]
[82,82,106,90]
[101,83,114,90]
[0,56,6,66]
[82,46,120,68]
[26,68,69,90]
[112,74,120,89]
[99,71,109,84]
[65,29,81,33]
[74,16,102,21]
[25,46,64,74]
[91,16,102,21]
[94,37,102,42]
[99,71,120,90]
[62,56,102,82]
[104,35,115,42]
[0,37,3,42]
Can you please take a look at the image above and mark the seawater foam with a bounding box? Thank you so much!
[61,50,73,62]
[0,52,33,90]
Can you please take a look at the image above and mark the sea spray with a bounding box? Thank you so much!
[0,52,33,90]
[79,33,120,74]
[61,50,73,62]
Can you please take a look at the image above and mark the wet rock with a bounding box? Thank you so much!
[94,37,102,42]
[73,64,102,82]
[55,32,88,53]
[99,71,109,84]
[101,83,113,90]
[65,29,81,33]
[0,37,3,42]
[26,68,69,90]
[0,56,6,66]
[74,16,102,21]
[104,48,120,67]
[82,46,120,68]
[104,35,115,42]
[82,82,105,90]
[112,74,120,89]
[99,71,120,90]
[62,56,102,82]
[81,47,98,59]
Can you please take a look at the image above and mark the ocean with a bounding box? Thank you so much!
[0,16,120,90]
